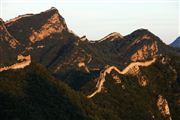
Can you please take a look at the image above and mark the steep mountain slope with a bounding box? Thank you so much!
[82,56,179,120]
[5,7,79,68]
[2,8,178,90]
[5,7,68,44]
[170,36,180,48]
[0,63,113,120]
[0,19,19,66]
[1,8,94,89]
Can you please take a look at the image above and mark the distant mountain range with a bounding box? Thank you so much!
[0,7,180,120]
[170,36,180,48]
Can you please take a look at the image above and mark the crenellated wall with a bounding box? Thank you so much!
[87,58,156,98]
[0,55,31,72]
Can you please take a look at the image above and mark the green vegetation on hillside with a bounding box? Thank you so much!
[0,63,109,120]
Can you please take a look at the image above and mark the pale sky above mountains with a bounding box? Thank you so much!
[0,0,179,44]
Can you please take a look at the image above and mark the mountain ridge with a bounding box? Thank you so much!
[5,7,68,45]
[0,7,180,120]
[1,7,178,88]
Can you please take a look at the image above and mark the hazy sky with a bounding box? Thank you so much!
[0,0,179,44]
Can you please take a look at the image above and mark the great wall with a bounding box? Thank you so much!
[87,57,172,120]
[87,58,156,98]
[0,55,31,72]
[0,54,172,120]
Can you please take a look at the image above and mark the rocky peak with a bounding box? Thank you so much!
[5,7,68,44]
[126,29,172,62]
[124,29,160,43]
[124,30,159,61]
[109,29,171,63]
[45,7,59,14]
[129,28,151,36]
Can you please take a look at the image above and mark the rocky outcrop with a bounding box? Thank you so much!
[29,12,66,43]
[137,73,148,87]
[157,95,172,120]
[78,62,90,73]
[131,41,158,61]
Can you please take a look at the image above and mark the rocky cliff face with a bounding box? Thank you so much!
[3,7,79,69]
[5,7,68,45]
[0,19,19,48]
[0,19,20,66]
[123,29,168,61]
